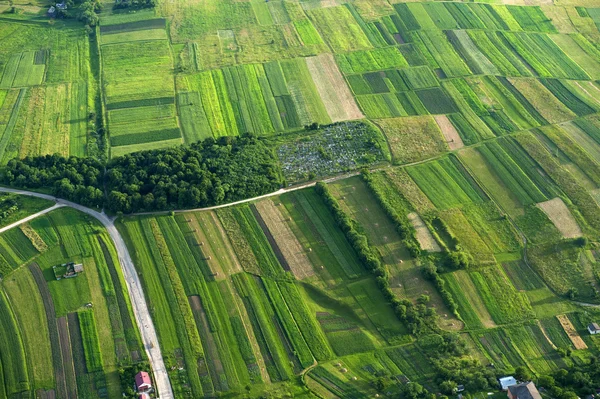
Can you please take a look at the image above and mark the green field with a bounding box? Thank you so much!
[0,207,143,398]
[2,0,600,397]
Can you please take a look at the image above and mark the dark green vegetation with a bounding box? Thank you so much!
[0,207,144,398]
[2,136,282,212]
[2,0,600,398]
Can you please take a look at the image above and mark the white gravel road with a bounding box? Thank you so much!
[0,187,174,399]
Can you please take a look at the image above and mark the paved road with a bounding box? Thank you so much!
[0,203,65,234]
[0,187,174,399]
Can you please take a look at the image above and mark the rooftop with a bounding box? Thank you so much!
[508,382,542,399]
[499,376,517,390]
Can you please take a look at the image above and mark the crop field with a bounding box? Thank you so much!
[406,156,486,210]
[0,23,92,161]
[329,176,461,330]
[0,207,143,398]
[4,0,600,396]
[376,116,448,163]
[99,20,182,155]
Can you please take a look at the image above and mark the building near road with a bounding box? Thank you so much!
[507,382,542,399]
[135,371,152,392]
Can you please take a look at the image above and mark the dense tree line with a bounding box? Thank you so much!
[315,182,503,393]
[315,182,438,334]
[2,136,283,213]
[536,359,600,398]
[113,0,156,10]
[421,259,459,317]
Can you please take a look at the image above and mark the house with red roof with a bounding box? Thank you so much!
[135,371,152,392]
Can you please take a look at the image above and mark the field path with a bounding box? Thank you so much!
[0,187,174,399]
[0,203,64,234]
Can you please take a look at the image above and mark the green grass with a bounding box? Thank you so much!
[291,189,365,279]
[377,116,448,164]
[336,48,408,74]
[2,267,53,390]
[412,30,472,78]
[442,273,484,329]
[446,30,498,76]
[0,289,29,396]
[459,147,524,218]
[477,141,547,206]
[307,5,372,52]
[501,32,589,80]
[77,309,103,373]
[501,260,544,291]
[407,156,485,210]
[101,40,174,105]
[507,5,556,33]
[439,208,496,265]
[469,265,534,324]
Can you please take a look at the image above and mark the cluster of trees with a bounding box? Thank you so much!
[119,362,151,398]
[0,196,19,223]
[2,136,283,213]
[113,0,156,10]
[315,181,503,394]
[361,170,421,257]
[76,0,101,27]
[535,358,600,398]
[315,182,439,334]
[105,136,282,213]
[3,155,105,206]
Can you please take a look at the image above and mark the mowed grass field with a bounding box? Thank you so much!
[0,207,144,398]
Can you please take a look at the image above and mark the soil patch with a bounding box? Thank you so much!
[434,115,464,150]
[537,197,582,238]
[557,314,587,350]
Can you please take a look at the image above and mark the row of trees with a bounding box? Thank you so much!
[315,181,510,393]
[2,136,283,213]
[113,0,156,10]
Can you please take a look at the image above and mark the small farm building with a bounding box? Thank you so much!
[499,376,518,390]
[139,393,150,399]
[53,263,84,280]
[135,371,152,392]
[588,323,600,335]
[507,382,542,399]
[47,6,56,16]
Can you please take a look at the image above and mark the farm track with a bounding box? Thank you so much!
[0,187,174,399]
[0,203,64,234]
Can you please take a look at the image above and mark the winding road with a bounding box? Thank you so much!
[0,176,356,398]
[0,175,359,398]
[0,187,174,399]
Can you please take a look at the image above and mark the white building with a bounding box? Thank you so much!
[499,376,518,391]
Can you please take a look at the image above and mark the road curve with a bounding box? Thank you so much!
[0,187,174,399]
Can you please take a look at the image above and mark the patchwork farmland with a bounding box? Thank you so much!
[1,0,600,397]
[0,207,145,398]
